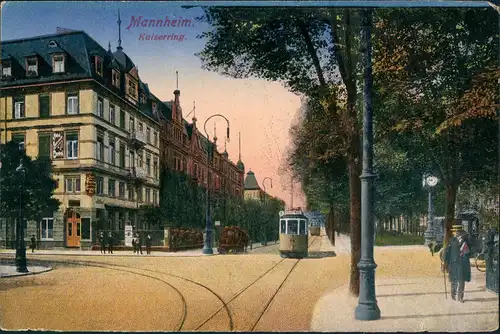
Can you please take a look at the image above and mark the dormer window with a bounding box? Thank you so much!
[26,57,38,76]
[112,70,120,88]
[1,61,11,78]
[140,93,147,104]
[152,102,157,113]
[52,54,65,73]
[128,79,137,99]
[95,56,103,76]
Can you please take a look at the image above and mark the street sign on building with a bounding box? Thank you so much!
[215,221,221,226]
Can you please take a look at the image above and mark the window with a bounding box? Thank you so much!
[127,184,134,200]
[146,155,151,175]
[288,220,298,235]
[112,70,120,87]
[138,122,143,133]
[109,139,116,165]
[67,93,79,115]
[146,188,151,203]
[129,150,135,168]
[119,144,125,168]
[129,117,135,132]
[40,218,54,240]
[153,160,158,179]
[119,110,125,129]
[96,135,104,161]
[81,217,91,240]
[137,187,143,202]
[95,56,103,76]
[140,93,147,104]
[96,176,104,195]
[12,133,25,151]
[66,133,78,159]
[109,104,116,124]
[108,179,116,197]
[97,97,104,118]
[39,95,50,118]
[38,134,51,158]
[26,57,38,76]
[128,79,137,98]
[119,182,125,199]
[152,102,157,113]
[299,220,306,235]
[146,127,151,143]
[53,54,65,73]
[154,132,158,147]
[1,61,11,77]
[281,220,286,234]
[138,151,143,167]
[65,176,81,193]
[13,98,25,119]
[153,190,157,205]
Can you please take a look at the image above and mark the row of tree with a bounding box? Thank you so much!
[195,6,499,296]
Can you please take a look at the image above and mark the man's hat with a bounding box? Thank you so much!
[451,224,464,232]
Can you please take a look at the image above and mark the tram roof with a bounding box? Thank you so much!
[280,214,308,219]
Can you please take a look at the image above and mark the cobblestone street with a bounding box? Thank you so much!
[3,235,493,332]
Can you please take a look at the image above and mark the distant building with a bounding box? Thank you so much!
[244,171,263,201]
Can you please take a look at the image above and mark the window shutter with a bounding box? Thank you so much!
[38,134,51,158]
[40,95,50,118]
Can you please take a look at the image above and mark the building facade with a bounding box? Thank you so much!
[158,90,245,199]
[0,30,163,249]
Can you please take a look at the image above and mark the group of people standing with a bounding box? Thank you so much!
[132,233,152,255]
[99,231,153,255]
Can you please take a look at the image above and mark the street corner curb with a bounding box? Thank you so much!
[0,265,53,278]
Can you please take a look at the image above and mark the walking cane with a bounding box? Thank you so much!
[443,266,447,299]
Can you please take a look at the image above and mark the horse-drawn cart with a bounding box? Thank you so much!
[218,226,249,254]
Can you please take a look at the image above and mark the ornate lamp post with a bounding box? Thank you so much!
[262,177,273,245]
[423,175,439,253]
[203,114,230,255]
[355,8,380,321]
[15,157,28,273]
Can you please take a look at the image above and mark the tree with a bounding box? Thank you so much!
[373,7,499,244]
[0,141,60,224]
[197,7,370,295]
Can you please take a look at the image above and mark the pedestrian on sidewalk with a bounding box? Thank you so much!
[443,225,471,302]
[132,235,137,254]
[107,232,114,254]
[145,234,152,255]
[30,235,36,253]
[137,233,143,255]
[99,231,106,254]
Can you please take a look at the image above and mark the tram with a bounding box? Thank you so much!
[279,209,309,258]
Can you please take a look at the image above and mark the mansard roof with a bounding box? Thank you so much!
[244,171,260,190]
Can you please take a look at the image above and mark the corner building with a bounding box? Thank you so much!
[0,30,163,249]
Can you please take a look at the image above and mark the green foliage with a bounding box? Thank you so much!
[375,234,424,246]
[0,141,60,221]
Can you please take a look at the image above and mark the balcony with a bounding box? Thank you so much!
[128,131,146,150]
[129,166,148,182]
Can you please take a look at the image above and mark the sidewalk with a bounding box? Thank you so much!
[332,233,428,255]
[311,267,499,332]
[0,265,52,278]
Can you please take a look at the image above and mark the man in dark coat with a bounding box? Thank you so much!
[99,231,106,254]
[145,234,152,255]
[30,235,37,253]
[443,225,471,302]
[107,232,114,254]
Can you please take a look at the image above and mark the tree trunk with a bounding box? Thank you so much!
[347,141,362,297]
[444,183,459,246]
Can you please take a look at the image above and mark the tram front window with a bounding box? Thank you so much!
[288,220,298,235]
[299,220,306,235]
[280,220,286,234]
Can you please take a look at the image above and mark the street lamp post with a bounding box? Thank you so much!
[15,157,28,273]
[262,177,273,246]
[355,8,381,321]
[423,175,439,253]
[203,114,230,255]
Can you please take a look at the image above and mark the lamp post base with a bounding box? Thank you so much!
[15,251,28,273]
[355,302,381,321]
[202,229,214,255]
[202,247,214,255]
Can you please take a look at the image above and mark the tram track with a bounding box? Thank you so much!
[1,257,233,331]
